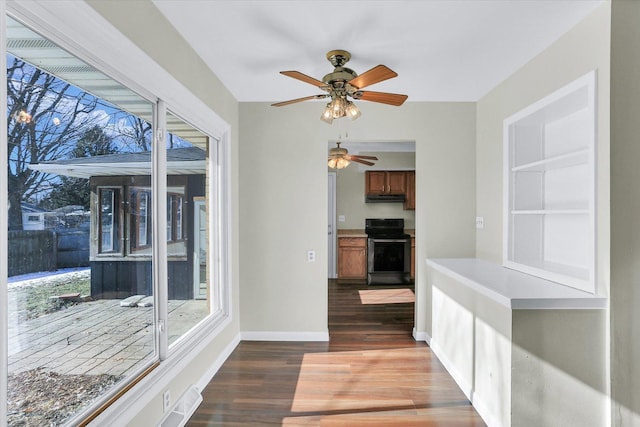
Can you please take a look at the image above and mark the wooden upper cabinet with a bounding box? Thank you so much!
[387,171,407,194]
[365,171,387,195]
[365,171,407,195]
[404,171,415,210]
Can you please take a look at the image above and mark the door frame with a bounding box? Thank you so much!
[328,172,337,279]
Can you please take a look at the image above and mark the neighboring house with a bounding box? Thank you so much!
[30,146,207,300]
[51,205,90,230]
[20,202,48,231]
[19,203,89,231]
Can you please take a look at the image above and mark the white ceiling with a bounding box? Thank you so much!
[153,0,603,103]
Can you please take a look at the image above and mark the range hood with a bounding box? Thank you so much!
[365,193,406,203]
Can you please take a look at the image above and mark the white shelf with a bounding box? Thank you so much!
[427,258,606,309]
[512,148,589,172]
[511,209,590,215]
[503,71,596,294]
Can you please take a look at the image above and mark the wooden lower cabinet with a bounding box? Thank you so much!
[338,237,367,279]
[404,171,415,210]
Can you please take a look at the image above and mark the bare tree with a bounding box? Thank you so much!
[7,57,102,230]
[111,114,152,152]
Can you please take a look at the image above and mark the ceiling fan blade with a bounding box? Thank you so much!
[348,65,397,89]
[271,94,328,107]
[349,157,376,166]
[355,91,408,106]
[280,70,326,88]
[350,155,378,160]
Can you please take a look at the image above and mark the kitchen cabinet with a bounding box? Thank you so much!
[404,171,415,210]
[337,236,367,279]
[366,171,406,195]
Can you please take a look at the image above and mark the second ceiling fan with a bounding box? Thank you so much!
[272,49,408,123]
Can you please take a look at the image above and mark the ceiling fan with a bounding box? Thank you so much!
[328,141,378,169]
[272,49,408,123]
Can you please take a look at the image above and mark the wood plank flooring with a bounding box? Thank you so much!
[187,280,486,426]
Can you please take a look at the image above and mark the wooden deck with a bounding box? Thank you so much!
[187,280,486,426]
[8,298,208,377]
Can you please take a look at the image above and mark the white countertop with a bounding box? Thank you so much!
[426,258,607,309]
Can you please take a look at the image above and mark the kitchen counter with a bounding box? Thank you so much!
[337,228,415,237]
[337,229,367,237]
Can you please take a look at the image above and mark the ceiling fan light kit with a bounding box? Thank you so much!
[272,49,407,124]
[327,141,378,169]
[327,156,350,169]
[320,98,361,124]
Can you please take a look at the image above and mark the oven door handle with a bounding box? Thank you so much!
[369,238,409,243]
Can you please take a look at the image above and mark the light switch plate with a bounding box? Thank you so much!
[475,216,484,229]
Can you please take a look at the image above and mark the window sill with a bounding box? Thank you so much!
[426,258,607,309]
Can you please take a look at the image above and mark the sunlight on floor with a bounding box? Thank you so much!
[286,347,477,425]
[358,288,415,305]
[291,347,425,413]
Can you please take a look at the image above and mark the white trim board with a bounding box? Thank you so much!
[240,331,330,342]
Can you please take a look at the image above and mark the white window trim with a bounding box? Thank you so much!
[0,5,8,427]
[2,2,234,426]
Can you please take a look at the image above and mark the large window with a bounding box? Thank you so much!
[165,111,212,345]
[3,15,226,426]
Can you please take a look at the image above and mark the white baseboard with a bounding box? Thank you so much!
[413,328,432,344]
[429,338,474,401]
[429,338,500,427]
[196,333,241,391]
[240,330,330,342]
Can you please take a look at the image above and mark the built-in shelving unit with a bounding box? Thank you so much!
[503,71,596,293]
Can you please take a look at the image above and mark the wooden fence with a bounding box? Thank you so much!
[8,229,90,277]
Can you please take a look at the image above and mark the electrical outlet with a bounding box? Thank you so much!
[475,216,484,229]
[163,389,171,412]
[338,215,345,222]
[307,250,316,262]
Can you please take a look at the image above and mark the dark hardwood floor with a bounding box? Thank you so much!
[187,280,486,426]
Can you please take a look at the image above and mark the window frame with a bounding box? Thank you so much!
[96,185,124,257]
[1,4,233,426]
[167,188,186,244]
[129,185,153,253]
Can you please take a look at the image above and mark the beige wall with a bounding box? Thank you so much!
[512,309,607,427]
[610,0,640,425]
[333,151,415,230]
[239,101,476,338]
[476,4,611,294]
[471,3,612,426]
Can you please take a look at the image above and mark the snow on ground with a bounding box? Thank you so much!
[8,267,90,290]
